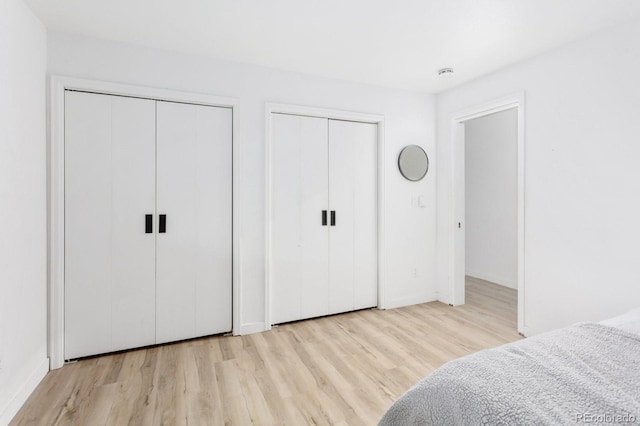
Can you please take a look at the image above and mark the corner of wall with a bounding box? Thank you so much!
[0,358,49,425]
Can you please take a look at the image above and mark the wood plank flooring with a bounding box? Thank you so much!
[11,278,520,425]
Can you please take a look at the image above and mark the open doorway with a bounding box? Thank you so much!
[450,93,525,334]
[465,108,518,329]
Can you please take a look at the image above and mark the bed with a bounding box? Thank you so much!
[379,308,640,425]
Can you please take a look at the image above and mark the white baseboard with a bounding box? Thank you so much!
[520,325,543,338]
[466,270,517,289]
[384,293,437,310]
[435,290,452,306]
[238,322,266,335]
[0,357,49,425]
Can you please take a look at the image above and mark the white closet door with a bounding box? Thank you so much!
[155,101,232,344]
[65,91,156,359]
[270,113,329,324]
[328,120,377,314]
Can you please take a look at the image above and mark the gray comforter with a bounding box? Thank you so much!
[379,323,640,425]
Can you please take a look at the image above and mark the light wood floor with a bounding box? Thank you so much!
[11,278,520,425]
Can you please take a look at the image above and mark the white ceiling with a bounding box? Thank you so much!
[25,0,640,93]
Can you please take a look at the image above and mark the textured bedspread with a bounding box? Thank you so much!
[379,323,640,425]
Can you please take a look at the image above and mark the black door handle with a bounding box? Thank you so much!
[145,214,153,234]
[322,210,327,226]
[159,214,166,233]
[330,211,336,226]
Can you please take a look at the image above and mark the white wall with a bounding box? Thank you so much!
[47,32,438,332]
[465,109,518,288]
[436,18,640,335]
[0,1,48,424]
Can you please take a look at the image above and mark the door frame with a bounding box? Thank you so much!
[264,103,386,329]
[449,91,525,334]
[49,76,241,369]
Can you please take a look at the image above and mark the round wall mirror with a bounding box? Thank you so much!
[398,145,429,181]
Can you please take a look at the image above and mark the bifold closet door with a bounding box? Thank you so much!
[270,113,329,324]
[65,91,156,359]
[155,101,232,344]
[328,120,378,314]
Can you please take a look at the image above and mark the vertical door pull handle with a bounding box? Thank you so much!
[322,210,327,226]
[330,211,336,226]
[159,214,167,233]
[145,214,153,234]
